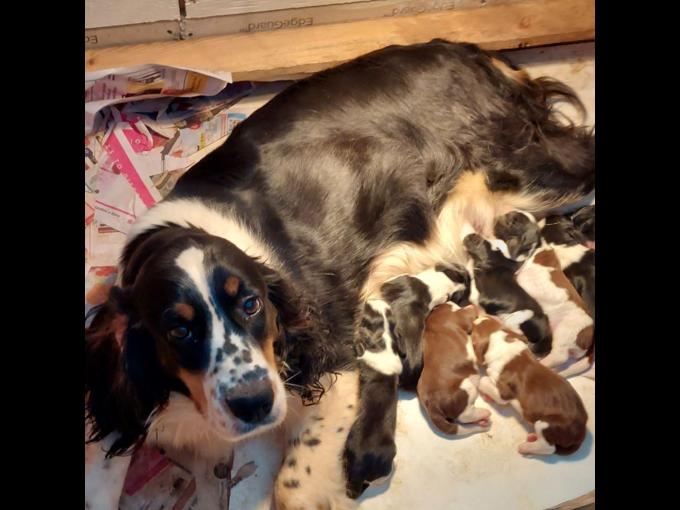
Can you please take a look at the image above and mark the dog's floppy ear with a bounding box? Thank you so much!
[255,261,343,403]
[85,286,172,457]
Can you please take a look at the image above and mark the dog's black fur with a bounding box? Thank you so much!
[493,212,541,261]
[541,213,596,317]
[343,365,398,499]
[571,205,595,242]
[85,40,595,496]
[379,264,470,390]
[464,233,552,355]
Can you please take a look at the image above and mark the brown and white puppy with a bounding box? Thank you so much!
[471,316,588,456]
[515,247,594,379]
[417,303,490,435]
[539,214,595,317]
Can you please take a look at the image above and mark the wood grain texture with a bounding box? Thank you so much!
[85,0,594,81]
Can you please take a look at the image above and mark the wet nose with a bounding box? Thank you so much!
[223,379,274,423]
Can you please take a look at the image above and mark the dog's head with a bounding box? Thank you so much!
[85,226,328,456]
[493,211,540,261]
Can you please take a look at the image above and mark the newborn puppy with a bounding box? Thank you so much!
[463,231,552,356]
[515,247,594,378]
[380,265,470,389]
[540,214,595,317]
[571,205,595,247]
[417,303,490,435]
[493,211,541,262]
[472,316,588,456]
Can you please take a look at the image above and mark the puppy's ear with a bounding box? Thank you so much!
[435,263,471,306]
[457,304,479,334]
[85,287,172,457]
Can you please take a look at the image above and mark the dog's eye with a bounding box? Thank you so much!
[242,296,262,316]
[168,326,191,340]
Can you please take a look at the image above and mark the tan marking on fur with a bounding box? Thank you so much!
[263,301,280,369]
[224,275,240,297]
[85,283,111,306]
[173,302,195,321]
[490,57,530,83]
[360,171,557,299]
[177,369,208,414]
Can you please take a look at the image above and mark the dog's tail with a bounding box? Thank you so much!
[543,416,588,456]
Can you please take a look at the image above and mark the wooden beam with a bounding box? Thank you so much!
[85,0,594,81]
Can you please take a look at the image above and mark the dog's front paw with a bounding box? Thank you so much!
[343,431,396,499]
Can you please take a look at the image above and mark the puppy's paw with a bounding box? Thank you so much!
[343,434,397,499]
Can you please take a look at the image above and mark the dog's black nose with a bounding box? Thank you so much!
[224,381,274,423]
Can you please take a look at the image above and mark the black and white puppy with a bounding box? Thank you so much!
[462,225,552,357]
[342,265,468,497]
[540,213,595,317]
[377,264,470,389]
[571,205,595,245]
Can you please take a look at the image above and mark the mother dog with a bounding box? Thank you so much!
[85,40,594,509]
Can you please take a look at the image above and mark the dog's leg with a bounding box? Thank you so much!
[539,347,570,369]
[478,376,510,405]
[557,356,593,379]
[274,371,360,510]
[343,363,398,499]
[85,432,132,510]
[456,375,491,432]
[518,420,556,456]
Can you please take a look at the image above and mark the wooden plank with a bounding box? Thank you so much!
[186,0,359,18]
[185,0,524,40]
[545,490,595,510]
[85,0,594,81]
[85,0,180,29]
[86,21,180,48]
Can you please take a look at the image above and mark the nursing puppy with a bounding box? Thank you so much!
[472,316,588,456]
[540,214,595,317]
[344,266,466,497]
[378,264,470,389]
[493,211,594,377]
[417,303,490,435]
[462,230,552,356]
[515,247,594,378]
[571,205,595,247]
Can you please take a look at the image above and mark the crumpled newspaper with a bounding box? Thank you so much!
[85,67,291,320]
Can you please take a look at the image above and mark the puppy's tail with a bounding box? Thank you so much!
[420,388,468,435]
[543,417,588,456]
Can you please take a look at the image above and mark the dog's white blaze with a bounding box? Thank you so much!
[175,247,232,359]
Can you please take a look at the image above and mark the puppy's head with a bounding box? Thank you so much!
[571,205,595,242]
[451,304,479,334]
[493,211,540,261]
[540,214,584,246]
[85,227,296,455]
